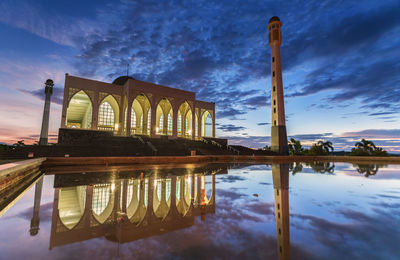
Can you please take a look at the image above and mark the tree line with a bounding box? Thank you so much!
[265,138,389,156]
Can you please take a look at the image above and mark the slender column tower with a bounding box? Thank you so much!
[39,79,54,145]
[268,16,288,155]
[272,164,290,260]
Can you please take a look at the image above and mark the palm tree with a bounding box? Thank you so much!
[355,164,379,177]
[307,161,335,173]
[289,162,303,175]
[355,139,376,153]
[13,140,25,147]
[317,141,334,155]
[288,138,304,155]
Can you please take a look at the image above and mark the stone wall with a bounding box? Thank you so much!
[58,128,114,145]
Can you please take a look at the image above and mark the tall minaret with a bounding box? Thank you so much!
[272,164,290,260]
[30,176,44,236]
[268,16,288,155]
[39,79,54,145]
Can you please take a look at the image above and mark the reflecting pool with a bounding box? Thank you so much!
[1,162,400,259]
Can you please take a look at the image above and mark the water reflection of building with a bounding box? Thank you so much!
[272,164,290,260]
[48,165,225,249]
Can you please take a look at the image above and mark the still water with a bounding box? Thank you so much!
[0,162,400,260]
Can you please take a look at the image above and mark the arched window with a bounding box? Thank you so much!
[92,184,112,215]
[131,109,136,134]
[166,178,171,201]
[147,109,151,135]
[99,102,114,131]
[177,114,182,134]
[168,113,172,135]
[201,111,212,137]
[66,91,92,129]
[159,114,164,134]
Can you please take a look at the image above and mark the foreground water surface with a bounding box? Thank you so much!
[0,162,399,260]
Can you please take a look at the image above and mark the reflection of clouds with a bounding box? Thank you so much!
[376,194,400,199]
[4,202,53,222]
[291,206,400,259]
[259,182,272,186]
[115,188,314,259]
[246,165,270,171]
[218,175,247,183]
[370,201,400,210]
[243,201,275,217]
[217,188,248,201]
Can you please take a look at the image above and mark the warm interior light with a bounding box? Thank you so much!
[188,130,192,135]
[115,123,119,130]
[111,183,115,192]
[156,127,159,133]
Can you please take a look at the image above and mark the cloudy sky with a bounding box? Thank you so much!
[0,0,399,152]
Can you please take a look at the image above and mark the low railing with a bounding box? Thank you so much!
[146,141,158,155]
[227,145,240,155]
[137,136,145,144]
[210,140,222,148]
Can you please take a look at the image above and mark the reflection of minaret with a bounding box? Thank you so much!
[39,79,54,145]
[272,164,290,260]
[268,16,288,155]
[30,176,44,236]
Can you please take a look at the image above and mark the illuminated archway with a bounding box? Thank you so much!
[177,101,192,138]
[98,95,119,132]
[176,175,192,216]
[132,94,151,135]
[58,186,86,229]
[92,183,115,224]
[125,98,143,135]
[201,111,212,137]
[66,91,92,129]
[156,98,173,135]
[129,178,148,224]
[153,178,171,219]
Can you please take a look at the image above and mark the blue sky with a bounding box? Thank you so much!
[0,0,399,152]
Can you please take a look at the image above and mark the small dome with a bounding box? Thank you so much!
[269,16,280,24]
[112,76,135,85]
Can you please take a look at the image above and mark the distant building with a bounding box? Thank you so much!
[60,74,216,139]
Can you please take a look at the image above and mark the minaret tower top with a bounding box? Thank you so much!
[268,16,282,46]
[268,16,288,155]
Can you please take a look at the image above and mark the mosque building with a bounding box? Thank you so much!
[60,74,216,140]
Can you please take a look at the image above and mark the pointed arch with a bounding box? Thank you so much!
[201,110,213,137]
[176,175,192,216]
[156,98,173,135]
[153,178,172,219]
[66,91,93,129]
[131,94,151,135]
[177,101,193,138]
[58,186,86,229]
[92,183,115,224]
[131,98,143,134]
[98,95,119,132]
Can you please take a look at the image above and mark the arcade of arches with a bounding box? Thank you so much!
[62,75,215,139]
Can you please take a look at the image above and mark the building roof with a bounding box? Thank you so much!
[112,76,135,85]
[269,16,280,24]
